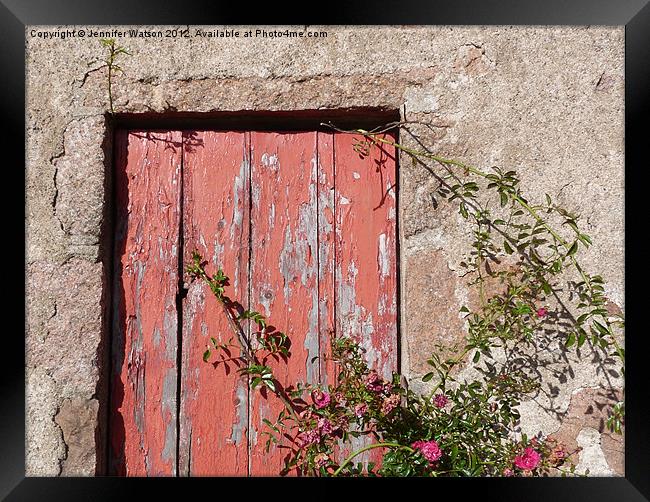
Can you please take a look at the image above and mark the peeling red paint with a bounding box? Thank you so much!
[317,132,336,387]
[179,131,250,476]
[110,130,182,476]
[334,133,398,468]
[249,132,321,475]
[110,129,398,476]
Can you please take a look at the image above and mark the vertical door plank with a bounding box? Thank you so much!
[333,132,398,467]
[179,131,250,476]
[316,132,336,386]
[109,130,183,476]
[249,132,320,475]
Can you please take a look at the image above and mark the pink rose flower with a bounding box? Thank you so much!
[295,429,320,448]
[536,307,548,318]
[317,417,334,435]
[334,415,349,432]
[549,444,568,466]
[298,409,313,421]
[411,439,443,463]
[314,453,329,468]
[365,371,384,392]
[354,403,368,417]
[312,390,331,409]
[514,447,541,470]
[433,394,448,408]
[381,394,401,415]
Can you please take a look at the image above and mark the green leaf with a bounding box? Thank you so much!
[499,191,508,207]
[422,372,435,382]
[262,418,279,433]
[567,241,579,256]
[473,351,481,363]
[459,202,468,219]
[503,240,514,255]
[202,349,211,362]
[565,333,576,348]
[593,320,610,336]
[513,303,533,315]
[578,233,592,246]
[564,220,580,233]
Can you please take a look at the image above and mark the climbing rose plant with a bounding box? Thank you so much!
[184,122,624,477]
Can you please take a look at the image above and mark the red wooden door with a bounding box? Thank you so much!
[109,128,397,476]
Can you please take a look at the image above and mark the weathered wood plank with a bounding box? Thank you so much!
[249,132,320,475]
[109,130,183,476]
[316,132,336,386]
[333,132,398,468]
[179,131,251,476]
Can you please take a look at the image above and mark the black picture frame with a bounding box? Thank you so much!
[5,1,648,499]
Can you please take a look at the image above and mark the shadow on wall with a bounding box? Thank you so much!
[399,120,622,425]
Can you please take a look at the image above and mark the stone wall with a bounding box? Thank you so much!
[25,25,624,476]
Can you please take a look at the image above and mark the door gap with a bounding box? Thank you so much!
[246,131,253,477]
[175,131,186,477]
[315,133,322,385]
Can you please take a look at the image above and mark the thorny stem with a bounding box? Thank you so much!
[514,194,624,360]
[553,465,590,478]
[188,120,624,475]
[367,133,597,293]
[353,131,624,362]
[192,267,254,363]
[332,443,414,477]
[324,125,624,430]
[191,265,303,425]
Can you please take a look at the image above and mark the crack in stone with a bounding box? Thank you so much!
[555,181,574,198]
[595,71,606,89]
[78,65,105,89]
[52,403,69,476]
[47,300,58,322]
[49,141,67,234]
[48,118,83,235]
[51,164,65,233]
[460,42,495,67]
